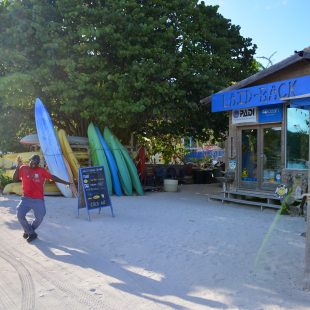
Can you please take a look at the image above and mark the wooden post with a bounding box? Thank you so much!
[304,124,310,290]
[304,196,310,290]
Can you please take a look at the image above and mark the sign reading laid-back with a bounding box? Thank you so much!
[212,75,310,112]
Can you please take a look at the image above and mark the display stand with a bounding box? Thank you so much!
[77,166,114,220]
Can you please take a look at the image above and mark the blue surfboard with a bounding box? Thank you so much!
[35,98,72,198]
[95,127,122,196]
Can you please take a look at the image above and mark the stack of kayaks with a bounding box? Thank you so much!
[86,124,144,196]
[104,127,144,196]
[1,98,144,198]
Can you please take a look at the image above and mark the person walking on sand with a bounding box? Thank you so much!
[13,154,72,243]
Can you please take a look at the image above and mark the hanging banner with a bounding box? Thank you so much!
[232,108,257,124]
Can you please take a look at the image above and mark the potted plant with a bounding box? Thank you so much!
[163,165,179,192]
[140,134,189,191]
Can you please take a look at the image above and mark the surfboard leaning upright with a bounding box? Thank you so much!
[34,98,72,198]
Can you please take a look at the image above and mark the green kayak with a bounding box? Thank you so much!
[87,123,112,195]
[105,127,144,196]
[104,127,133,195]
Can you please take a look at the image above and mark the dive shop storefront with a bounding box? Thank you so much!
[210,63,310,194]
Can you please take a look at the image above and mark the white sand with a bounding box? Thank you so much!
[0,184,309,310]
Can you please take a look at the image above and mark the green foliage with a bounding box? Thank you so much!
[0,169,12,191]
[140,135,189,165]
[0,0,258,150]
[190,155,213,169]
[0,100,34,152]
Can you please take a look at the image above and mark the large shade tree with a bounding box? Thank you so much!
[0,0,258,151]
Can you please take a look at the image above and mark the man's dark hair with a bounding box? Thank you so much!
[29,154,40,165]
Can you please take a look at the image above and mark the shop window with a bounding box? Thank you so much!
[263,127,282,183]
[241,129,257,181]
[286,108,309,169]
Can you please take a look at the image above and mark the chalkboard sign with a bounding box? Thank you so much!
[78,166,114,220]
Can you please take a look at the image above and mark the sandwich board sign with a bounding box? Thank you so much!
[77,166,114,220]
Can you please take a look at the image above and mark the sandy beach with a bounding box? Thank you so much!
[0,183,309,310]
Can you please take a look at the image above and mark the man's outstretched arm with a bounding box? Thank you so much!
[51,175,72,185]
[13,156,23,182]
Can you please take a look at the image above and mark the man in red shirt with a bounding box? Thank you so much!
[13,154,71,242]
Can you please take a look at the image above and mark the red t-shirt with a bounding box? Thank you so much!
[19,165,53,199]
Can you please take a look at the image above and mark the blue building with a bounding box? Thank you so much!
[201,47,310,198]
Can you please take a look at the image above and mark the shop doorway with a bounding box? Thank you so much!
[239,125,282,191]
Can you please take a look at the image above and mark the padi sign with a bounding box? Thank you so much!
[232,108,257,124]
[211,75,310,112]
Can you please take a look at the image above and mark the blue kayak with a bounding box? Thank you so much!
[95,127,122,196]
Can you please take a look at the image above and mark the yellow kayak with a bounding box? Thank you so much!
[2,170,15,179]
[58,129,80,180]
[3,182,61,196]
[0,148,88,170]
[73,150,89,161]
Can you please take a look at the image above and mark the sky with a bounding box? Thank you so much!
[206,0,310,67]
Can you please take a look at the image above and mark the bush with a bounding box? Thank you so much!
[0,169,13,191]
